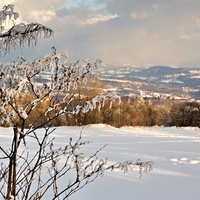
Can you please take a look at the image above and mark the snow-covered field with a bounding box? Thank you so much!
[0,125,200,200]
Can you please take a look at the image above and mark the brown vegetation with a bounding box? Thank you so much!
[2,76,199,128]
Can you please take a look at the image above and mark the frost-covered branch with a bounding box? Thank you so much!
[136,159,154,177]
[0,47,118,133]
[0,22,53,54]
[0,5,53,54]
[0,4,19,28]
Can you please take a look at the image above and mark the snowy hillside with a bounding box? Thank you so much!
[97,64,200,99]
[0,125,199,200]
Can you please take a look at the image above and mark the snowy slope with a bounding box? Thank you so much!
[0,125,200,200]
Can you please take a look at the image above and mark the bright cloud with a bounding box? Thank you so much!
[78,14,118,25]
[28,9,55,23]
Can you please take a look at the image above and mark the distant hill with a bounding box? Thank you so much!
[135,66,188,76]
[97,64,200,99]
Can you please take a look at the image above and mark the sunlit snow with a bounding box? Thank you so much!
[0,125,199,200]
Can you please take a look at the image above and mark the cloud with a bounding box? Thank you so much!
[0,0,66,23]
[27,9,56,23]
[1,0,200,67]
[55,3,115,23]
[130,12,153,20]
[95,0,156,16]
[78,14,118,25]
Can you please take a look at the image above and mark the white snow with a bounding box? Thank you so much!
[160,79,184,84]
[192,76,200,79]
[0,125,200,200]
[100,78,133,84]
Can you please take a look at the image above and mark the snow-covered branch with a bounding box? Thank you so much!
[0,4,19,28]
[0,47,118,130]
[0,22,53,54]
[0,5,53,54]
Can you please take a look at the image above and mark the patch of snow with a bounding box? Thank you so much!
[160,79,184,84]
[189,70,200,74]
[190,160,200,165]
[100,78,133,84]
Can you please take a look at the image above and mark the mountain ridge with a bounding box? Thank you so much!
[97,64,200,99]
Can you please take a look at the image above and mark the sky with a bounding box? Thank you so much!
[1,0,200,68]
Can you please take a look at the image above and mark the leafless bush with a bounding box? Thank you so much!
[0,4,153,200]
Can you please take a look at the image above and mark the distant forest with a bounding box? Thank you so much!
[63,96,200,128]
[1,77,200,128]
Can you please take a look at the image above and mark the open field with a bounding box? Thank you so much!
[0,125,200,200]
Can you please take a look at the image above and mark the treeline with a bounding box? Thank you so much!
[65,98,200,128]
[2,94,200,128]
[1,76,200,128]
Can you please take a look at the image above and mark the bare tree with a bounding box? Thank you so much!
[0,4,153,200]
